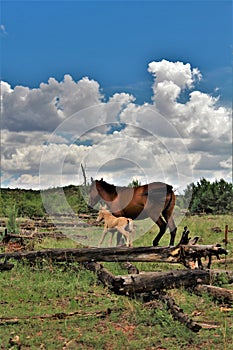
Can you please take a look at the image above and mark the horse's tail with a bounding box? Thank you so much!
[127,218,134,232]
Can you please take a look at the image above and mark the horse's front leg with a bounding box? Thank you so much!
[98,226,108,246]
[152,215,166,246]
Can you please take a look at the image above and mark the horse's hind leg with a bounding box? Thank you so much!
[162,210,177,246]
[116,232,125,246]
[152,215,167,246]
[162,192,177,245]
[167,216,177,246]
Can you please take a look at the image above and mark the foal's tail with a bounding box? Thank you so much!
[127,218,134,232]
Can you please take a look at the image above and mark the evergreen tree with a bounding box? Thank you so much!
[183,178,233,214]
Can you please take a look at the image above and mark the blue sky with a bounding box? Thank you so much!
[1,1,232,104]
[1,0,232,192]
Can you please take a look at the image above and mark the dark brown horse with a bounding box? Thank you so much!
[88,178,177,246]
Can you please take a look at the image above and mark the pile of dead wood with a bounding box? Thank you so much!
[0,226,232,332]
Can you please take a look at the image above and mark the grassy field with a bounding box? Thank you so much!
[0,215,232,349]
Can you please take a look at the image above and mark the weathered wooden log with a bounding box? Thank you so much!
[194,284,233,304]
[111,270,210,295]
[2,233,34,241]
[157,293,202,332]
[84,262,209,294]
[84,262,203,332]
[0,262,14,271]
[209,257,233,265]
[210,269,233,284]
[83,263,233,297]
[84,262,115,287]
[0,244,227,267]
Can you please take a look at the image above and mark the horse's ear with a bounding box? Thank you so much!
[100,178,103,181]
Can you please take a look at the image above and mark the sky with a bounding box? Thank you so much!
[1,0,232,194]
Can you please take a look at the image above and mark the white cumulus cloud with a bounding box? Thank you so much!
[1,59,232,190]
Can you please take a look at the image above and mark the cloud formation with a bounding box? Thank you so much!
[0,24,7,36]
[1,60,232,190]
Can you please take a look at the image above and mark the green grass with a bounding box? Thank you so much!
[0,215,232,349]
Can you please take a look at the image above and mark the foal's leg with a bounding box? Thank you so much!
[108,230,115,246]
[98,226,108,246]
[117,227,130,247]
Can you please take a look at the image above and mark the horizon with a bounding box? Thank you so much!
[1,1,232,192]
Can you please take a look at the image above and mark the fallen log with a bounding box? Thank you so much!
[0,262,14,271]
[0,243,227,268]
[2,233,34,243]
[209,257,233,265]
[84,262,208,294]
[193,284,233,304]
[210,269,233,284]
[84,263,233,297]
[84,261,115,288]
[84,262,203,332]
[111,269,210,295]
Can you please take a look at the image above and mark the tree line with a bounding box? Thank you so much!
[0,178,232,218]
[177,178,233,214]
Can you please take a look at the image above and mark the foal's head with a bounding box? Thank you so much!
[96,206,109,222]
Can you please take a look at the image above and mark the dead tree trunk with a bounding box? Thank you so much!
[84,263,209,295]
[84,262,204,332]
[194,284,233,304]
[111,269,210,295]
[0,243,227,268]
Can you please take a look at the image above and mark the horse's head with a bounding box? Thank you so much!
[88,179,100,209]
[88,178,116,209]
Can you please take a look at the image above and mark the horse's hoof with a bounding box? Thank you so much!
[152,240,158,247]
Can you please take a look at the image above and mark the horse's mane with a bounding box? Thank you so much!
[97,179,117,194]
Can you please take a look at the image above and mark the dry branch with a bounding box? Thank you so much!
[157,293,201,332]
[0,308,112,325]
